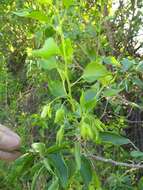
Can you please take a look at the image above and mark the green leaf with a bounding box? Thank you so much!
[130,151,143,158]
[38,57,57,70]
[74,142,81,171]
[103,56,121,66]
[99,132,131,145]
[13,10,48,22]
[48,154,68,188]
[103,88,121,97]
[80,156,92,188]
[99,75,113,86]
[32,38,61,59]
[48,178,59,190]
[36,0,53,5]
[43,158,54,175]
[80,89,97,112]
[93,118,105,132]
[32,143,46,154]
[63,0,74,8]
[13,10,30,17]
[45,26,56,38]
[136,61,143,72]
[121,58,135,72]
[82,61,111,83]
[138,177,143,190]
[47,144,69,154]
[84,89,97,102]
[8,153,34,183]
[31,166,45,190]
[89,171,102,190]
[133,76,143,89]
[34,30,44,48]
[30,162,43,177]
[48,80,66,97]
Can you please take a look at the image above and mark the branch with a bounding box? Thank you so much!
[134,43,143,53]
[87,154,143,169]
[103,4,115,54]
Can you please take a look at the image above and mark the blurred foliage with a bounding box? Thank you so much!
[0,0,143,189]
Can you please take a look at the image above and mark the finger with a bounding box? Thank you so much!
[0,124,20,139]
[0,132,21,151]
[0,125,21,151]
[0,150,21,162]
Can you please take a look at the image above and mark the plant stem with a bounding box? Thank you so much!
[56,3,75,111]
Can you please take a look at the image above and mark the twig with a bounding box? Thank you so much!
[87,154,143,169]
[73,60,84,71]
[117,95,143,110]
[126,120,143,124]
[71,77,82,87]
[100,100,109,120]
[113,113,143,124]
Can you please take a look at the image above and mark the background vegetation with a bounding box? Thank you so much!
[0,0,143,189]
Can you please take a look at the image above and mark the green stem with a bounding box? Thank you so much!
[56,3,75,111]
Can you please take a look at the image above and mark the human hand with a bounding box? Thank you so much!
[0,124,21,161]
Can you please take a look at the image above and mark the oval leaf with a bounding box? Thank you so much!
[130,151,143,158]
[48,153,68,188]
[32,38,61,59]
[48,80,66,97]
[99,132,131,145]
[103,88,121,97]
[80,156,92,188]
[82,61,111,83]
[38,57,57,70]
[13,10,48,22]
